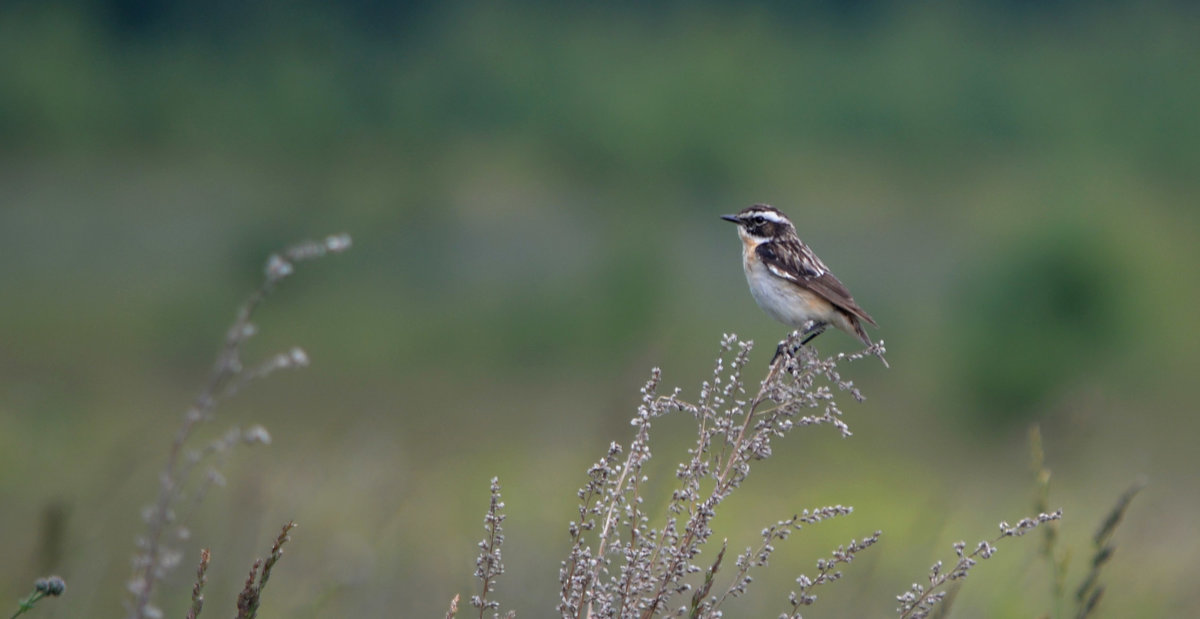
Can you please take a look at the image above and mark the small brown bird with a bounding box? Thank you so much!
[722,204,882,357]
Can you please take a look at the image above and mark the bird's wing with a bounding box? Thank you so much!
[757,240,879,327]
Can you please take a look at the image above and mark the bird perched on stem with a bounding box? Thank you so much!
[722,204,886,366]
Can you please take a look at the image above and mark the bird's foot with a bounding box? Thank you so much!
[771,322,827,365]
[799,322,827,346]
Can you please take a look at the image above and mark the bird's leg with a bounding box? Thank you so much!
[772,341,787,364]
[772,322,828,365]
[799,322,827,346]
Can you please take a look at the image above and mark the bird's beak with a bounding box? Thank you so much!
[720,214,740,224]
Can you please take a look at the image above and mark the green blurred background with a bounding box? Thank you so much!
[2,0,1198,616]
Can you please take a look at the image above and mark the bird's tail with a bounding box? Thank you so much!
[852,318,889,368]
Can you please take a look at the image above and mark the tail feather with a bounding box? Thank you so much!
[850,317,889,368]
[851,317,872,347]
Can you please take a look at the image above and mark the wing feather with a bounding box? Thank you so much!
[757,240,878,327]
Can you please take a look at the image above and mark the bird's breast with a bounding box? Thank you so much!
[742,257,838,328]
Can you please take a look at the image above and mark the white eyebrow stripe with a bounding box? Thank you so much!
[755,209,790,225]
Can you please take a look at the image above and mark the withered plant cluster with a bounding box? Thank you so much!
[455,332,1063,619]
[556,333,883,618]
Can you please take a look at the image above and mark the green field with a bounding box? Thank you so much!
[1,2,1198,617]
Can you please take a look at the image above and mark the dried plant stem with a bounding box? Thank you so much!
[477,514,502,619]
[131,339,244,618]
[595,451,635,567]
[658,345,806,611]
[582,427,642,619]
[132,286,267,616]
[128,234,350,619]
[471,479,508,617]
[185,548,210,619]
[716,355,783,491]
[639,358,781,619]
[235,521,297,619]
[897,511,1063,619]
[1075,480,1144,619]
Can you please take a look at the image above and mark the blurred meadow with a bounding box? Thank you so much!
[2,0,1199,616]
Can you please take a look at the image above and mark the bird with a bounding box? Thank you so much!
[721,204,884,362]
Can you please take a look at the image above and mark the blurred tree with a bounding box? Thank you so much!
[951,225,1124,426]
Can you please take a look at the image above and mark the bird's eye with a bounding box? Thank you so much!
[753,215,765,224]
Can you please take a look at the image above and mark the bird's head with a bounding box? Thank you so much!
[720,204,795,242]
